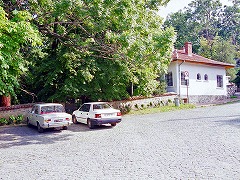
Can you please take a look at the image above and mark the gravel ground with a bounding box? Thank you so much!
[1,102,240,180]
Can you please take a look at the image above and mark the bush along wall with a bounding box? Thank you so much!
[110,94,178,114]
[0,115,24,126]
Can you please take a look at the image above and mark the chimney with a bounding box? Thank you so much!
[173,49,178,59]
[184,42,192,56]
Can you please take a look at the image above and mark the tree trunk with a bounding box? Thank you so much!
[1,95,11,107]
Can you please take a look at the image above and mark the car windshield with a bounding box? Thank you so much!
[40,105,65,114]
[93,103,112,110]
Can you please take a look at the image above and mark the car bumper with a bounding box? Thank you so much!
[42,122,72,129]
[90,118,122,126]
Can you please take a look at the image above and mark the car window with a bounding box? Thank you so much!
[40,105,64,114]
[33,106,39,114]
[79,104,91,112]
[93,103,112,110]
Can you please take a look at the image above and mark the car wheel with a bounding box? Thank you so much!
[72,115,78,124]
[26,118,31,127]
[63,126,68,130]
[111,123,116,127]
[37,122,44,133]
[87,119,94,129]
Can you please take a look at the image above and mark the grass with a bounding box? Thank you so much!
[126,103,196,115]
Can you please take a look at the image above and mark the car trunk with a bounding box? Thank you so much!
[93,109,120,119]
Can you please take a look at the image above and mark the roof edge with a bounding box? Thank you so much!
[172,59,235,69]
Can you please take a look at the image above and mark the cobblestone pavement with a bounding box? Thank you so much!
[1,102,240,180]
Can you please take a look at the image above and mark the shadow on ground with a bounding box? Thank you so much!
[214,118,240,128]
[0,123,115,149]
[68,123,114,132]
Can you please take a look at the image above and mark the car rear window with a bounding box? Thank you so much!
[93,103,112,110]
[41,105,65,114]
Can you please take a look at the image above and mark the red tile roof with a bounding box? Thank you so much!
[172,49,235,69]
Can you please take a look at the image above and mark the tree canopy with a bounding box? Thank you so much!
[3,0,239,104]
[1,0,175,103]
[0,6,41,99]
[164,0,240,51]
[164,0,239,81]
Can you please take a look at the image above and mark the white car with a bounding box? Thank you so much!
[26,103,72,133]
[72,102,122,129]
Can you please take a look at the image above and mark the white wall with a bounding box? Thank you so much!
[167,61,227,96]
[167,61,179,93]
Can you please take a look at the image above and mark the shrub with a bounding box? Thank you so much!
[16,115,24,124]
[134,104,139,109]
[160,101,164,106]
[125,104,131,112]
[0,118,8,126]
[120,104,132,114]
[153,81,167,95]
[8,115,16,125]
[7,115,24,125]
[154,101,161,107]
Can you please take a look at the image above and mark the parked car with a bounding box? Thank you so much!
[26,103,72,133]
[72,102,122,129]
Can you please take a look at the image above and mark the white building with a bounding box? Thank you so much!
[166,42,235,103]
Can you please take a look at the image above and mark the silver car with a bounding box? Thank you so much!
[26,103,72,133]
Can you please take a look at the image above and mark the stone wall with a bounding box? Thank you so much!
[227,84,237,97]
[0,95,179,120]
[110,94,178,113]
[187,95,228,104]
[2,93,230,120]
[0,104,34,120]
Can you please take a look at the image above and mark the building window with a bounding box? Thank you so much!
[204,74,208,81]
[217,75,223,87]
[165,72,173,86]
[181,71,189,85]
[197,73,201,80]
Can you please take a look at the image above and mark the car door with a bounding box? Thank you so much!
[29,105,39,126]
[75,104,91,124]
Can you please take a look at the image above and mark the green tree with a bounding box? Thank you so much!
[199,37,237,80]
[233,69,240,88]
[219,0,240,45]
[164,10,200,51]
[164,0,239,84]
[188,0,222,40]
[164,0,226,53]
[19,0,175,102]
[0,6,41,100]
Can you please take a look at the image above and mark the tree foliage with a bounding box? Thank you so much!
[164,0,240,52]
[164,0,239,82]
[199,37,237,80]
[9,0,175,102]
[0,6,41,98]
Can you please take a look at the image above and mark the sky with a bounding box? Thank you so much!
[158,0,233,19]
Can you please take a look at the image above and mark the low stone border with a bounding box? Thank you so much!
[4,93,236,119]
[0,103,34,111]
[0,95,178,119]
[0,104,34,120]
[110,94,178,113]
